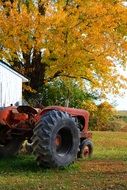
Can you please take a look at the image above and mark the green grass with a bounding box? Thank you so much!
[93,131,127,160]
[0,131,127,190]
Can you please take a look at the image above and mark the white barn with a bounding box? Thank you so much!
[0,60,28,107]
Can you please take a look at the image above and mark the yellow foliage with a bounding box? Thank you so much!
[0,0,127,94]
[23,84,36,93]
[82,100,116,131]
[82,100,98,113]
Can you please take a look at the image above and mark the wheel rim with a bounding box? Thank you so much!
[55,135,62,146]
[82,145,90,157]
[55,128,73,156]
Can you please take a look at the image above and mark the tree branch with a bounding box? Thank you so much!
[45,71,93,83]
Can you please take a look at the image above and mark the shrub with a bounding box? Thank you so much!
[82,101,118,131]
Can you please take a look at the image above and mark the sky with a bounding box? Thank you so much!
[109,1,127,110]
[107,86,127,110]
[114,94,127,110]
[110,57,127,110]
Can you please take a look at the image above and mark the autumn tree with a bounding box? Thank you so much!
[95,102,116,131]
[82,100,118,131]
[0,0,127,97]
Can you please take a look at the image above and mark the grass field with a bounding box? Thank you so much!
[0,131,127,190]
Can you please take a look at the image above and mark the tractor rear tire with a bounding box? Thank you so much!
[32,110,80,168]
[0,139,23,157]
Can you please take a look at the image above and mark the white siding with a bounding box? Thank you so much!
[0,64,23,107]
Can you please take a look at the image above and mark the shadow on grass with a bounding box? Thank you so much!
[0,155,46,173]
[0,154,80,174]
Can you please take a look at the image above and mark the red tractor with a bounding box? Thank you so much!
[0,105,93,168]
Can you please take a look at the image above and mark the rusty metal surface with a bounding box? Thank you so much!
[0,105,91,143]
[0,106,16,125]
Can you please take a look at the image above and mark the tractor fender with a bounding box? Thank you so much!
[40,106,90,133]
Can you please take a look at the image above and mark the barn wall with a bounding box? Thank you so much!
[0,64,22,107]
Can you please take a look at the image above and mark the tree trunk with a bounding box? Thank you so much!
[24,50,47,91]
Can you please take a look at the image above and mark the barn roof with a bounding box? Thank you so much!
[0,60,29,82]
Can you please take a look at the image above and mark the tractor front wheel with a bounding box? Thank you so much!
[32,110,80,168]
[78,139,93,159]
